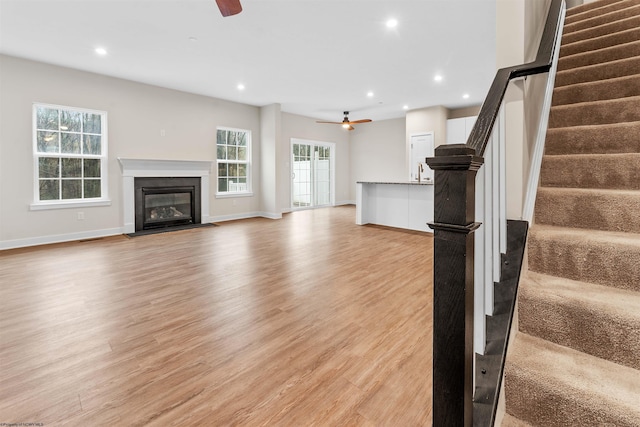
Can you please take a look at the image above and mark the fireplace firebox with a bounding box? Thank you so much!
[134,177,201,232]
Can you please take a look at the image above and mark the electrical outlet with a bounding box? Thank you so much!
[160,129,166,137]
[232,199,237,206]
[77,212,85,220]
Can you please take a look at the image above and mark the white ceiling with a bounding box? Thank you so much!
[0,0,496,122]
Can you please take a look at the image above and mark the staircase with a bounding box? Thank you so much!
[502,0,640,425]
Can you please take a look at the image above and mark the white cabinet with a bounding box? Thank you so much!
[446,116,477,145]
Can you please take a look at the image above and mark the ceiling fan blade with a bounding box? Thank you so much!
[346,125,355,131]
[216,0,242,17]
[316,121,344,125]
[348,119,373,124]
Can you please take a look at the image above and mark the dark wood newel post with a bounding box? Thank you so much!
[426,144,483,427]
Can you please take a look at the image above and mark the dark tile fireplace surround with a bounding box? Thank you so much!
[134,177,201,232]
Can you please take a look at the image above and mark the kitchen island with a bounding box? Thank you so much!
[356,181,434,233]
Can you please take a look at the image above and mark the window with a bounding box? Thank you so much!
[216,127,251,195]
[33,103,108,208]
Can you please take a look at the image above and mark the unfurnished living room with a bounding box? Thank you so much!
[2,0,640,425]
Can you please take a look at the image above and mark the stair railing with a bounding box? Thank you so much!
[426,0,565,425]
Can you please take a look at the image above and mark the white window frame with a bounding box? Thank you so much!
[216,127,253,198]
[31,103,110,210]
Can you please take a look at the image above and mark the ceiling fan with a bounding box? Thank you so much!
[316,111,373,131]
[216,0,242,17]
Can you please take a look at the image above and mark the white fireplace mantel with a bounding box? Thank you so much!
[118,158,213,233]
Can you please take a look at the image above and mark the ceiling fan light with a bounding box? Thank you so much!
[342,123,350,129]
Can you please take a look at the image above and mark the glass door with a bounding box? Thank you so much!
[291,140,334,209]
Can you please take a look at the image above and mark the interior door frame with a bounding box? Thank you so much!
[290,138,336,211]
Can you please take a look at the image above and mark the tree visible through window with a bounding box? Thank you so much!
[34,104,107,203]
[217,128,250,194]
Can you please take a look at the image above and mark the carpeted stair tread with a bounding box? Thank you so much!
[560,26,640,57]
[551,73,640,105]
[565,0,638,23]
[518,271,640,370]
[555,55,640,87]
[534,187,640,233]
[504,333,640,426]
[539,153,640,190]
[563,3,640,34]
[500,414,533,427]
[561,13,640,45]
[548,95,640,127]
[527,224,640,292]
[566,0,627,16]
[545,121,640,154]
[558,39,640,71]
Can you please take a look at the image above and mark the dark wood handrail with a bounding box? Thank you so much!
[468,0,564,157]
[426,0,565,425]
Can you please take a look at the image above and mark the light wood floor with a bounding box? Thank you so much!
[0,206,434,426]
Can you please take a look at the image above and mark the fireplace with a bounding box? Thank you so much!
[134,177,201,232]
[118,158,213,235]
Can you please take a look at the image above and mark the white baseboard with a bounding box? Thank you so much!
[336,200,356,206]
[209,211,282,223]
[1,227,125,251]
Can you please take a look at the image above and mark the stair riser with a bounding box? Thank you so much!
[545,122,640,155]
[555,56,640,87]
[564,4,640,34]
[527,233,640,292]
[504,368,640,426]
[535,189,640,233]
[540,154,640,190]
[561,27,640,57]
[549,97,640,128]
[558,41,640,71]
[518,287,640,370]
[565,0,640,24]
[552,74,640,105]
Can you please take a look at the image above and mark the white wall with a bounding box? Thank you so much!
[349,118,406,201]
[0,54,263,247]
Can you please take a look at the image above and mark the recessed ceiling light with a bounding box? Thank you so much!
[463,93,470,99]
[434,75,443,82]
[403,105,409,110]
[367,91,374,97]
[188,36,198,42]
[386,18,398,29]
[237,83,245,91]
[94,47,107,56]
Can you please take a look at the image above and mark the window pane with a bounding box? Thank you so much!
[218,162,228,178]
[238,146,247,161]
[217,130,226,145]
[217,145,227,160]
[229,164,238,177]
[238,164,246,177]
[39,179,59,200]
[228,146,237,160]
[218,178,228,192]
[62,179,82,199]
[228,131,237,146]
[237,132,247,146]
[84,179,101,198]
[39,158,59,178]
[60,110,82,132]
[61,132,81,154]
[37,107,59,130]
[83,113,101,134]
[62,158,82,178]
[84,159,101,178]
[37,131,59,153]
[83,135,101,155]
